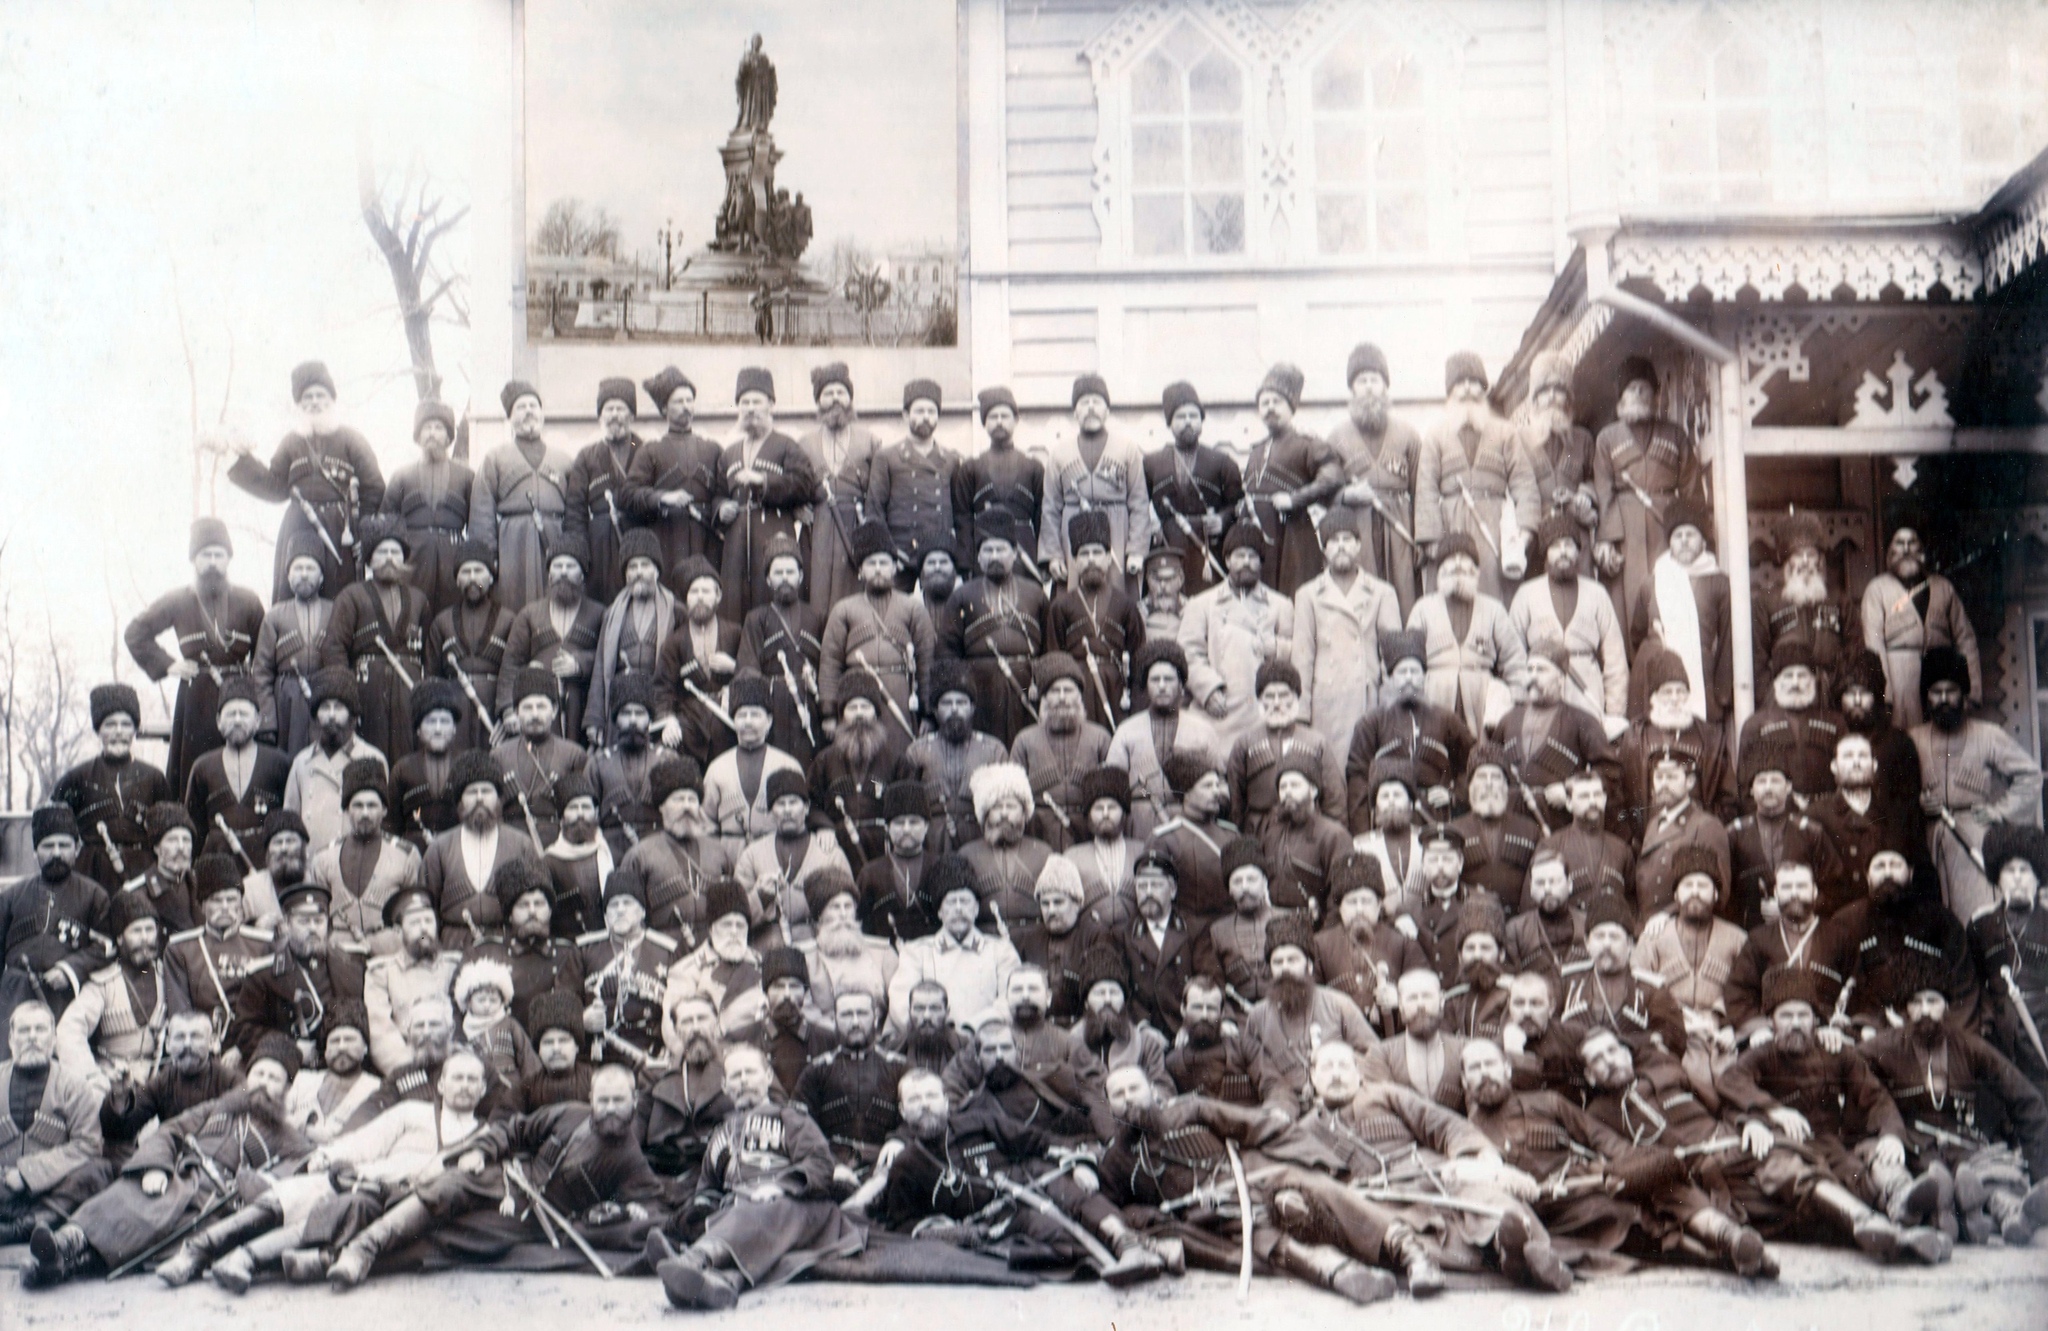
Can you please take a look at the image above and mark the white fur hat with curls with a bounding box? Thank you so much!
[452,956,516,1010]
[970,761,1035,824]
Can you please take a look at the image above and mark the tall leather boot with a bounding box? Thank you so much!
[1380,1222,1444,1298]
[1272,1235,1397,1305]
[326,1195,434,1290]
[25,1223,91,1288]
[1494,1210,1572,1292]
[1923,1161,1958,1241]
[157,1199,282,1287]
[1876,1158,1943,1228]
[1684,1207,1775,1278]
[211,1221,304,1294]
[1983,1183,2048,1247]
[1811,1179,1902,1261]
[658,1242,743,1311]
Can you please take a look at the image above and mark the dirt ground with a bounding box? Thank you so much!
[3,1238,2045,1331]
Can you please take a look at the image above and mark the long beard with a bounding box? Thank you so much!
[939,713,973,744]
[1349,394,1389,435]
[906,1023,952,1056]
[816,921,865,959]
[550,578,583,606]
[1929,701,1967,733]
[838,719,884,768]
[1044,706,1082,736]
[771,583,800,607]
[1272,974,1313,1018]
[1648,698,1693,730]
[1082,1008,1130,1051]
[1182,1018,1222,1048]
[1781,568,1829,608]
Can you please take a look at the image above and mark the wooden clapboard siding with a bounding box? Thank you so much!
[1003,1,1104,269]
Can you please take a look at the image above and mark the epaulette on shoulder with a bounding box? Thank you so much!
[1631,968,1665,988]
[1969,902,2000,922]
[437,949,464,962]
[576,929,610,946]
[1560,959,1593,976]
[1152,817,1187,835]
[646,930,679,952]
[1442,983,1472,1001]
[168,927,204,944]
[121,875,148,892]
[239,926,272,941]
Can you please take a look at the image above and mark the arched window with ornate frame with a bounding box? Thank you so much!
[1120,18,1252,260]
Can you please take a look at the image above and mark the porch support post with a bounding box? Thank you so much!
[1713,307,1756,747]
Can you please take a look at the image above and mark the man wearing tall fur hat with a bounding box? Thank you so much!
[790,362,883,614]
[319,515,430,763]
[651,555,741,767]
[956,762,1057,931]
[700,673,807,854]
[954,384,1046,573]
[1910,645,2042,920]
[383,397,474,619]
[54,886,188,1092]
[1049,509,1149,731]
[251,535,337,757]
[563,376,647,605]
[1515,351,1599,572]
[1627,495,1732,722]
[1102,639,1219,843]
[1178,518,1295,749]
[1143,380,1244,595]
[223,359,386,601]
[1592,355,1702,632]
[1751,510,1853,700]
[307,760,421,962]
[1970,824,2048,1084]
[1510,511,1629,729]
[1041,373,1156,596]
[1737,637,1846,804]
[868,378,958,580]
[1406,535,1527,738]
[1293,506,1403,754]
[715,367,819,622]
[1328,342,1425,613]
[474,379,574,612]
[124,518,267,793]
[898,660,1008,852]
[737,533,824,765]
[282,668,387,855]
[1239,362,1344,597]
[1010,653,1113,853]
[931,511,1046,747]
[623,365,725,576]
[495,528,607,741]
[821,517,939,742]
[593,527,683,747]
[1861,498,1981,731]
[1415,351,1540,599]
[491,667,592,851]
[52,684,173,890]
[181,677,291,861]
[424,538,516,752]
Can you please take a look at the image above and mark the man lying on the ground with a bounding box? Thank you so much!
[26,1033,309,1288]
[325,1060,664,1287]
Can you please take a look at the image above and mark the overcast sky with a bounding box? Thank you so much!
[524,0,959,266]
[0,1,483,732]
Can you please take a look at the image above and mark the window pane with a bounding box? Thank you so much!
[2034,616,2048,688]
[1657,43,1712,104]
[1133,54,1181,116]
[1378,126,1427,182]
[1318,194,1371,255]
[1715,38,1768,100]
[1377,190,1428,252]
[1657,112,1711,177]
[1315,122,1369,184]
[1189,54,1242,113]
[1132,123,1184,187]
[1718,108,1771,177]
[1374,55,1423,110]
[1192,193,1244,254]
[1133,194,1184,256]
[1190,122,1243,185]
[1315,40,1366,111]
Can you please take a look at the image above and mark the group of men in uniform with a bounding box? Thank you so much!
[2,348,2044,1310]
